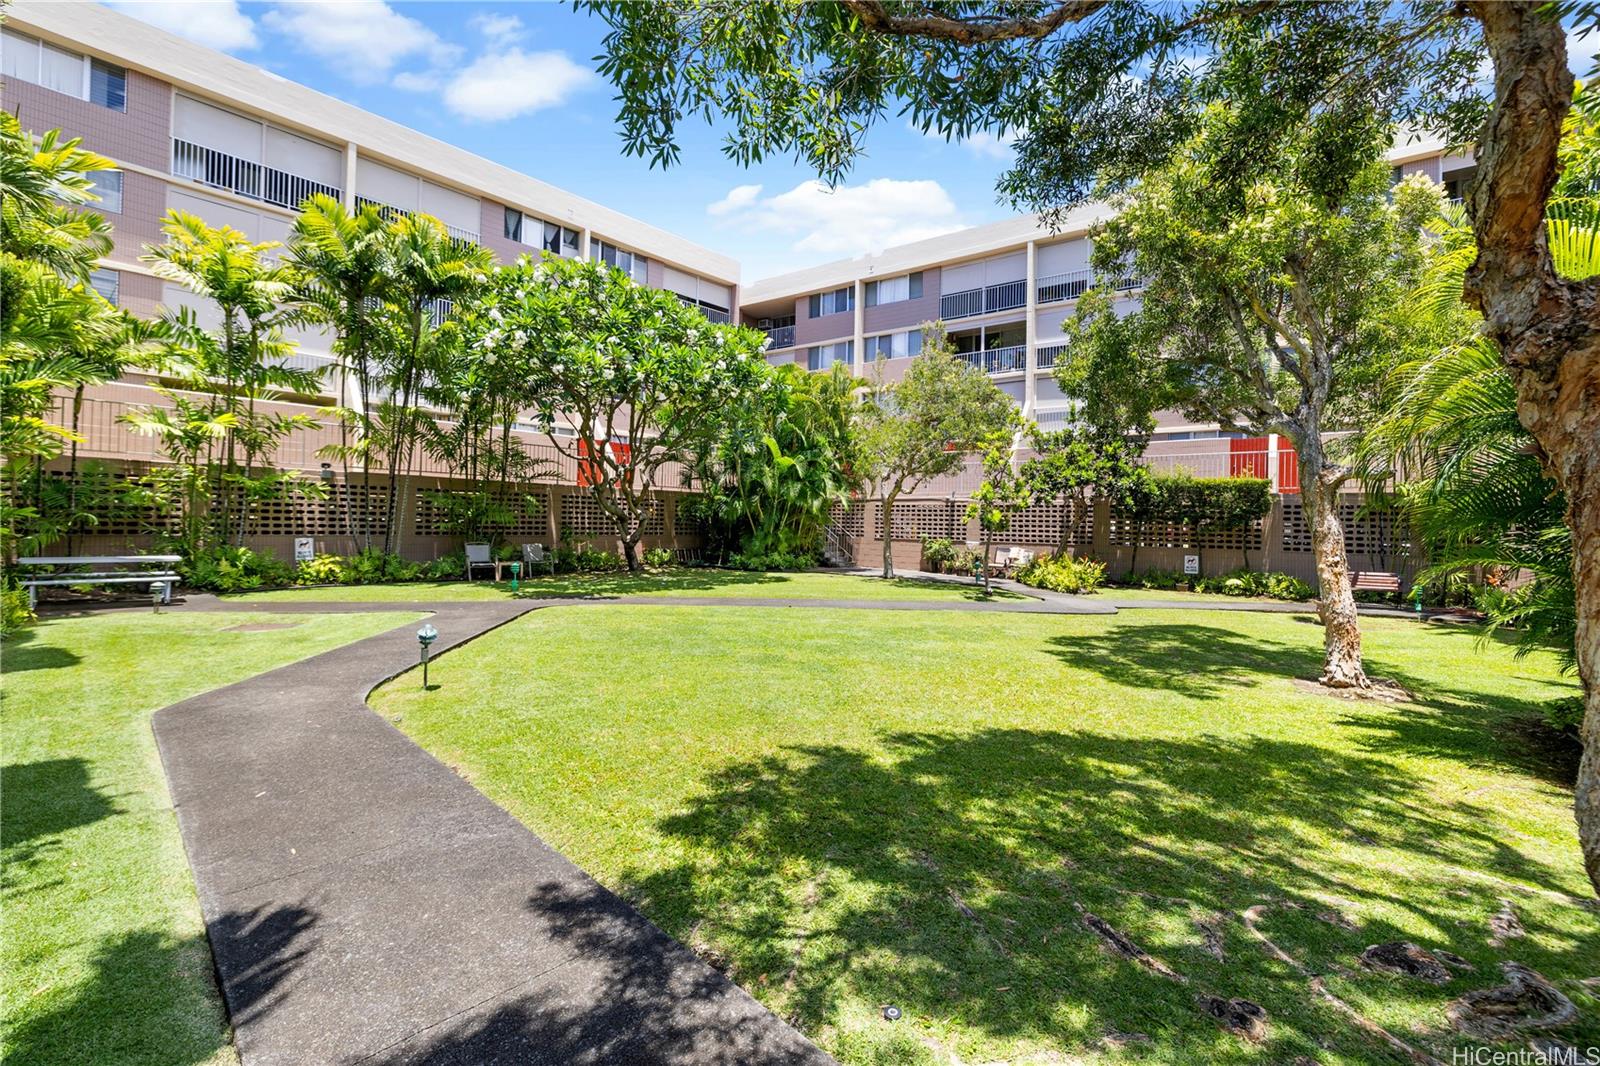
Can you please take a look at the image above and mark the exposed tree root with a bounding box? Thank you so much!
[1359,942,1471,985]
[1489,898,1526,947]
[1075,903,1184,982]
[1242,903,1446,1066]
[1446,963,1577,1041]
[1195,993,1268,1042]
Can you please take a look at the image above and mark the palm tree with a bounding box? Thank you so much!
[285,195,391,547]
[1363,189,1597,668]
[371,214,493,555]
[141,211,321,546]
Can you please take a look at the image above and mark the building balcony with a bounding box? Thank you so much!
[354,195,480,245]
[172,138,342,212]
[1037,268,1142,304]
[959,344,1025,375]
[1035,342,1067,370]
[939,279,1026,320]
[763,324,796,349]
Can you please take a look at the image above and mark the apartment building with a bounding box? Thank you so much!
[743,131,1472,487]
[3,0,739,558]
[5,2,1470,574]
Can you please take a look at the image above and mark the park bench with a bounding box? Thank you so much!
[1352,571,1402,599]
[17,555,181,608]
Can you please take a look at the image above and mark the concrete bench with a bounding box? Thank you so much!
[18,555,182,608]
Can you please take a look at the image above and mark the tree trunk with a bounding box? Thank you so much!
[881,489,898,579]
[1464,0,1599,894]
[622,535,642,573]
[1302,452,1368,689]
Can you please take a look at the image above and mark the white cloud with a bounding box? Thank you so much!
[708,184,763,217]
[442,48,593,121]
[707,178,965,257]
[262,1,460,83]
[104,0,258,51]
[469,12,525,41]
[909,121,1018,160]
[1569,28,1600,77]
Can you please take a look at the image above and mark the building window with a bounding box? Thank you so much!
[88,267,120,305]
[865,272,922,307]
[505,208,579,257]
[89,59,127,111]
[1,32,125,111]
[864,329,921,361]
[807,286,854,318]
[90,169,123,214]
[591,238,646,283]
[807,340,853,371]
[544,220,580,257]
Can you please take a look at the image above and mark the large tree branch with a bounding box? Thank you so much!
[840,0,1106,44]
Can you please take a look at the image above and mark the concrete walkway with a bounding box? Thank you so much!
[153,599,834,1066]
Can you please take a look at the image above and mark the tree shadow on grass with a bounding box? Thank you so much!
[510,569,793,599]
[4,902,317,1066]
[615,727,1599,1062]
[0,625,81,672]
[1,758,121,884]
[1041,621,1580,786]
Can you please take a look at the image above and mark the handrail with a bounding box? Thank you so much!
[763,324,796,349]
[353,196,480,245]
[172,138,341,211]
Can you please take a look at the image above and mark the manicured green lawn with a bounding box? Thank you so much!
[227,568,1025,603]
[372,606,1598,1065]
[1,610,422,1066]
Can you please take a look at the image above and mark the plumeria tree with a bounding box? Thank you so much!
[856,325,1023,579]
[468,255,768,571]
[967,442,1032,594]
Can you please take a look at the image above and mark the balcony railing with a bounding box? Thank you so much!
[700,305,731,324]
[172,138,342,212]
[959,344,1026,375]
[1035,342,1067,369]
[354,195,480,245]
[1036,267,1144,303]
[763,324,796,349]
[1036,269,1092,304]
[940,278,1028,320]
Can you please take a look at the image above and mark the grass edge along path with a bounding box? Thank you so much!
[372,604,1597,1066]
[222,568,1027,604]
[1,609,424,1066]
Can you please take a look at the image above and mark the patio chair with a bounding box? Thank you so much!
[1011,549,1034,575]
[523,542,554,576]
[465,542,495,581]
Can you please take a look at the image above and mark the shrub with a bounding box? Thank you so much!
[575,548,623,572]
[339,549,421,585]
[1543,696,1584,736]
[295,554,346,585]
[495,542,523,562]
[921,537,956,573]
[183,546,296,592]
[1133,568,1184,590]
[644,547,675,568]
[1015,552,1106,594]
[948,546,984,576]
[1184,569,1313,600]
[2,588,35,637]
[422,553,464,581]
[726,549,817,572]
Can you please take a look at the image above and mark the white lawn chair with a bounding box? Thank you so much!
[465,542,495,581]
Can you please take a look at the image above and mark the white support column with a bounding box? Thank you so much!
[579,228,592,260]
[1023,240,1039,423]
[342,144,357,209]
[852,279,866,375]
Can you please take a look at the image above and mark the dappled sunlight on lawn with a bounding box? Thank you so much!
[374,607,1597,1064]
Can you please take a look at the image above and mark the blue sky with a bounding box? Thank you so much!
[104,0,1024,281]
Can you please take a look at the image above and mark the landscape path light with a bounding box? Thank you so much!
[417,623,438,688]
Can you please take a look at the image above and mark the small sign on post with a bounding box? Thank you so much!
[1183,554,1200,576]
[294,537,314,564]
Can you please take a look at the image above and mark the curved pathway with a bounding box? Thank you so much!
[145,583,1417,1065]
[155,598,833,1066]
